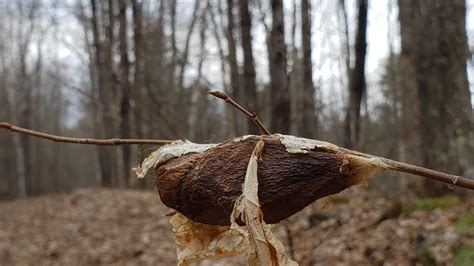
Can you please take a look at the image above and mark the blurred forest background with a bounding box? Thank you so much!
[0,0,473,198]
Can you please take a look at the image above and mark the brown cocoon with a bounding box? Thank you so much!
[155,136,363,226]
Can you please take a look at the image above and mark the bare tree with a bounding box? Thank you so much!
[225,0,243,134]
[1,7,27,197]
[344,0,368,149]
[178,0,200,92]
[168,0,178,88]
[16,0,38,195]
[131,0,144,139]
[288,0,299,135]
[118,0,131,186]
[188,4,209,141]
[239,0,258,134]
[299,0,317,138]
[338,0,351,80]
[90,0,116,187]
[269,0,290,134]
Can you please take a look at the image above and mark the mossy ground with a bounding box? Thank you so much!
[402,195,461,214]
[454,245,474,266]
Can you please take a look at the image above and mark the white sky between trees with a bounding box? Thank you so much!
[2,0,472,128]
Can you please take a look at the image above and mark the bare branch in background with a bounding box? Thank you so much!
[0,123,176,146]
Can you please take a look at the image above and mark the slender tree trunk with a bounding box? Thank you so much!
[344,0,368,149]
[4,67,26,197]
[188,9,208,141]
[299,0,317,138]
[132,0,144,139]
[210,0,233,137]
[225,0,242,135]
[16,1,37,195]
[397,0,421,190]
[90,0,113,187]
[289,0,299,135]
[169,0,178,89]
[32,37,44,194]
[269,0,290,134]
[178,0,200,92]
[209,0,227,92]
[238,0,258,134]
[338,0,351,80]
[118,0,131,187]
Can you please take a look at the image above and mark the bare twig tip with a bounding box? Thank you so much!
[209,90,227,100]
[209,90,271,135]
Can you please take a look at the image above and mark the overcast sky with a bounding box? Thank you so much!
[14,0,472,126]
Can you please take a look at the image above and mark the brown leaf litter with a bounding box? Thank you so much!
[0,187,472,265]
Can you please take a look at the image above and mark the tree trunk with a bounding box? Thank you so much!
[178,0,200,92]
[131,0,144,139]
[239,0,259,134]
[90,0,114,187]
[397,0,422,190]
[168,0,178,89]
[344,0,368,149]
[225,0,243,135]
[16,1,37,195]
[398,0,471,195]
[269,0,290,134]
[118,0,131,187]
[299,0,317,138]
[188,8,208,141]
[289,0,299,135]
[338,0,351,80]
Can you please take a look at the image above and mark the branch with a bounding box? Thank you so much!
[382,158,474,190]
[0,122,176,146]
[209,90,271,135]
[339,147,474,190]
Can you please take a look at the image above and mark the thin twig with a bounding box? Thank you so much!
[339,147,474,190]
[0,122,176,146]
[382,158,474,190]
[209,90,271,135]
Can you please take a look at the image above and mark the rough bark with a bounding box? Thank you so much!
[300,0,317,138]
[344,0,368,149]
[269,0,290,134]
[155,137,358,226]
[238,0,259,134]
[398,0,472,195]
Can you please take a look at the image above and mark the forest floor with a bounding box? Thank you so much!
[0,186,473,265]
